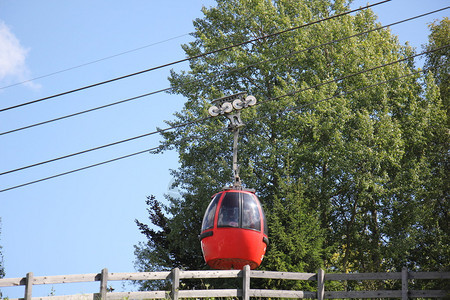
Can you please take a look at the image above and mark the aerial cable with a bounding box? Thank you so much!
[2,6,447,136]
[252,68,428,125]
[212,7,449,85]
[0,0,391,113]
[255,43,449,107]
[0,68,430,193]
[0,148,161,193]
[0,33,190,90]
[0,87,171,136]
[0,115,211,176]
[0,45,446,177]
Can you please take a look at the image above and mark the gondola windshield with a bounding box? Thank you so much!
[201,193,220,231]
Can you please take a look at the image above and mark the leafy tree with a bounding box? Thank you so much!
[424,17,449,117]
[134,0,447,290]
[409,17,450,273]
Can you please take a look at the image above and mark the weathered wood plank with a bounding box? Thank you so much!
[409,272,450,279]
[179,269,241,279]
[243,265,250,300]
[108,271,171,281]
[178,289,241,298]
[325,290,402,298]
[30,293,96,300]
[251,270,317,280]
[2,269,449,300]
[24,272,33,300]
[250,289,316,298]
[99,268,108,300]
[325,272,401,281]
[0,277,26,287]
[317,269,325,300]
[402,267,408,300]
[171,268,179,300]
[106,291,168,299]
[409,290,449,298]
[33,274,100,285]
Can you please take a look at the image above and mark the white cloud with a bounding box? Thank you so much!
[0,20,39,89]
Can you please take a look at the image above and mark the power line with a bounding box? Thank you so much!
[0,87,171,136]
[0,148,158,193]
[0,115,211,176]
[0,33,190,90]
[0,68,430,193]
[0,45,446,177]
[0,0,391,113]
[2,6,447,136]
[260,43,448,105]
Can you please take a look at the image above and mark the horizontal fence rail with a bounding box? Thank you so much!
[0,267,448,300]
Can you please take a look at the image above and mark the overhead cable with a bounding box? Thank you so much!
[0,68,430,193]
[0,115,210,176]
[0,33,190,90]
[0,45,446,177]
[2,5,447,136]
[0,0,392,113]
[0,87,171,136]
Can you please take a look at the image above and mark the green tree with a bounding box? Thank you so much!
[424,17,449,117]
[135,0,447,289]
[409,17,450,273]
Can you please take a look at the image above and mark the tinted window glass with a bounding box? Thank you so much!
[218,192,240,228]
[261,204,268,236]
[242,194,261,231]
[201,193,220,231]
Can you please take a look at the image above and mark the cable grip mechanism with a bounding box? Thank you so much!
[207,92,257,188]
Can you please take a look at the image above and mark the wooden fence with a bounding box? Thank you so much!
[0,266,448,300]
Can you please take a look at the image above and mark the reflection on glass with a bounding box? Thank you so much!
[218,192,240,227]
[201,193,220,231]
[242,194,261,231]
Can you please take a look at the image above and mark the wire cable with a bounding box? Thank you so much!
[0,0,392,113]
[0,68,430,193]
[0,148,158,193]
[0,87,171,136]
[0,115,211,176]
[2,6,447,136]
[0,34,190,90]
[0,45,446,177]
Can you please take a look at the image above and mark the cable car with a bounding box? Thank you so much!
[199,188,269,270]
[200,93,268,270]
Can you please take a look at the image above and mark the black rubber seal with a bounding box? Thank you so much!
[199,231,214,241]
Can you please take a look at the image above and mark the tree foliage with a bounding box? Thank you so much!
[134,0,448,290]
[424,17,449,115]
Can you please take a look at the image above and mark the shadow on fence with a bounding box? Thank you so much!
[0,266,449,299]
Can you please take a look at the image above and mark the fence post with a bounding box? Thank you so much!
[402,267,408,300]
[24,272,33,300]
[171,268,180,300]
[317,269,325,300]
[242,265,250,300]
[99,268,108,299]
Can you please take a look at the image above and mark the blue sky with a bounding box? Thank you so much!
[0,0,448,298]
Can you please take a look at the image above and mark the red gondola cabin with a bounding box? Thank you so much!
[199,189,269,270]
